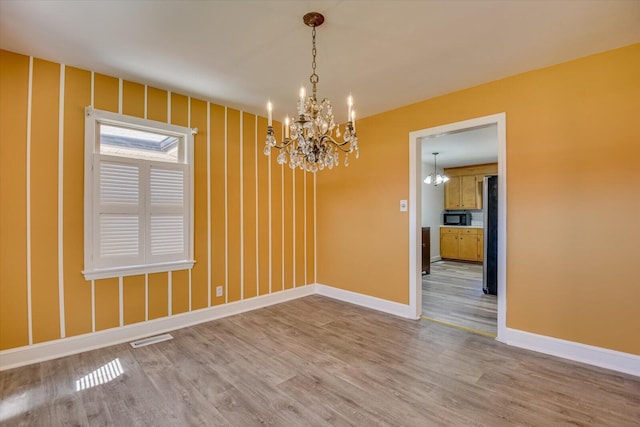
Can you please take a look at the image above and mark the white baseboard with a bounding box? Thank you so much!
[315,283,415,319]
[430,255,442,262]
[504,328,640,377]
[3,283,638,378]
[0,285,314,371]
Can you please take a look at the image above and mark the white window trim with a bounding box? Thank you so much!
[83,106,196,280]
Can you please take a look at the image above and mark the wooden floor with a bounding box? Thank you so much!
[423,260,497,335]
[1,295,638,426]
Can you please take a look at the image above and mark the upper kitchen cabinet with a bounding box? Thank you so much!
[444,176,482,209]
[461,175,479,208]
[444,163,498,210]
[444,176,462,209]
[444,174,481,210]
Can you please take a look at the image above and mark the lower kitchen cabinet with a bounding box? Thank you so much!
[458,230,479,260]
[440,228,459,259]
[440,227,484,262]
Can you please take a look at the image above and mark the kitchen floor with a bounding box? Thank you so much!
[422,260,497,335]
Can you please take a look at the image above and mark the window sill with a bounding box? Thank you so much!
[83,260,195,280]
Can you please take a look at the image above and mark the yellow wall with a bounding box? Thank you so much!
[0,50,315,350]
[2,44,638,357]
[317,44,640,355]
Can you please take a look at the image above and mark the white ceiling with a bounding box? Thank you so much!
[1,1,639,123]
[421,125,497,168]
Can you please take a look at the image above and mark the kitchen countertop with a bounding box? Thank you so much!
[440,225,483,228]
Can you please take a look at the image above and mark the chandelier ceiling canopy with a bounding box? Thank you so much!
[264,12,359,173]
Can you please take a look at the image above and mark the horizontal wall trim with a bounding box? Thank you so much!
[503,327,640,377]
[83,260,195,281]
[315,283,417,320]
[0,285,314,371]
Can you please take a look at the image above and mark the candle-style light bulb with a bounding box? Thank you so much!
[351,110,356,131]
[347,95,353,123]
[285,116,290,139]
[298,87,306,115]
[299,87,306,103]
[267,101,273,126]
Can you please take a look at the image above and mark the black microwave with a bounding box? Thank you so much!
[443,211,471,226]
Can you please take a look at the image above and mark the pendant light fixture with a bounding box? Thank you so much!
[424,152,449,186]
[264,12,359,173]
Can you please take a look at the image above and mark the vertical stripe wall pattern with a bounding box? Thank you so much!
[0,50,316,351]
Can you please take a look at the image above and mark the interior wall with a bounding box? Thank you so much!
[0,50,315,351]
[317,43,640,355]
[421,160,444,260]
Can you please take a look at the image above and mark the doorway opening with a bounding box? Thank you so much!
[421,124,497,335]
[409,113,507,341]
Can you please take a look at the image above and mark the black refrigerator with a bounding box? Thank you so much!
[482,175,498,295]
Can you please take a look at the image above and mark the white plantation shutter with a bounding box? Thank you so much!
[148,164,188,262]
[150,215,184,255]
[99,214,139,257]
[84,107,194,280]
[150,168,184,205]
[100,161,139,205]
[94,158,143,268]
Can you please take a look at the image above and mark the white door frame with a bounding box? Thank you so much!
[408,113,507,342]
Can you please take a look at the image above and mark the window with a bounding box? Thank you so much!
[83,107,195,280]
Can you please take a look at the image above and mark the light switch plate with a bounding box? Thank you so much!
[216,286,223,297]
[400,200,408,212]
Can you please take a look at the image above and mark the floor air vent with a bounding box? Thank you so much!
[130,333,173,348]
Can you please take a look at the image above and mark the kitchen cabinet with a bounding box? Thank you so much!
[461,175,479,209]
[443,163,498,211]
[476,175,487,210]
[440,227,484,262]
[458,229,479,260]
[440,228,459,259]
[444,175,480,210]
[444,176,462,209]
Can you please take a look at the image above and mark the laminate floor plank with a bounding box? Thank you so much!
[153,330,235,401]
[42,355,90,427]
[86,344,179,427]
[423,260,498,334]
[133,343,230,426]
[72,351,115,427]
[1,362,53,427]
[1,295,638,426]
[277,366,406,426]
[211,359,330,427]
[329,361,476,426]
[273,374,356,427]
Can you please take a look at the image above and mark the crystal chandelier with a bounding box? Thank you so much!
[264,12,359,173]
[424,152,449,186]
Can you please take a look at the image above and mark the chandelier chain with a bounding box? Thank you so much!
[310,26,319,95]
